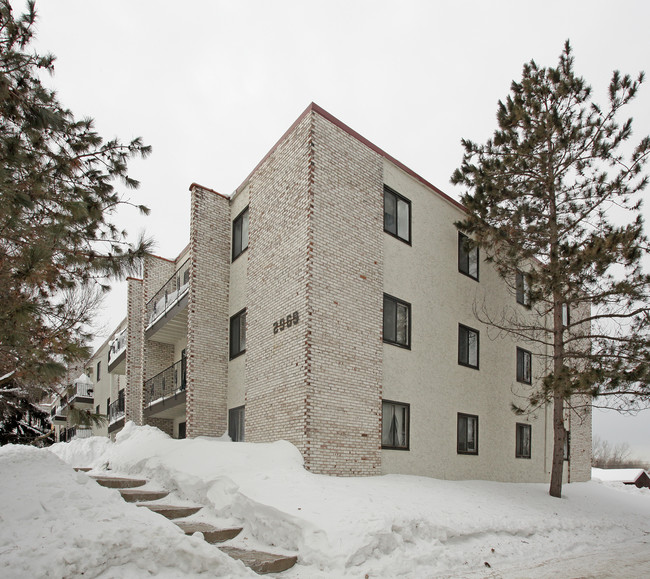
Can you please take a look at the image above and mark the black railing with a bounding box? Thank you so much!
[144,358,186,407]
[108,391,125,424]
[145,259,190,328]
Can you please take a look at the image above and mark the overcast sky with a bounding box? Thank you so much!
[17,0,650,459]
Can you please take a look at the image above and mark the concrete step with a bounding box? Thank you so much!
[138,504,201,519]
[90,476,148,489]
[175,521,242,544]
[119,488,169,503]
[74,467,92,472]
[219,547,298,575]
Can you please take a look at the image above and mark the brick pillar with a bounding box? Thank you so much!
[186,185,230,437]
[125,277,144,425]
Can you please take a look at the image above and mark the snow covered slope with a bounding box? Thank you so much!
[2,423,649,578]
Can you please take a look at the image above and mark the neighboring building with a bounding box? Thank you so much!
[592,468,650,489]
[85,103,590,483]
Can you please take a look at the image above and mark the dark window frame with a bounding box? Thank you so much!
[458,232,479,280]
[564,430,570,461]
[232,206,250,262]
[96,361,101,381]
[516,270,531,306]
[383,185,412,245]
[228,405,245,442]
[383,293,411,349]
[516,347,532,384]
[381,399,410,451]
[229,308,247,360]
[458,324,479,369]
[457,412,479,455]
[516,423,532,459]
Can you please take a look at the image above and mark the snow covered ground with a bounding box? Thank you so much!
[2,423,649,578]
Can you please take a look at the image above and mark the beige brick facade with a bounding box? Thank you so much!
[106,103,591,483]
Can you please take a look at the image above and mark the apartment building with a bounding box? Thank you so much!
[85,103,590,483]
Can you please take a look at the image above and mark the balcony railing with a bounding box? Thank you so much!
[144,359,186,408]
[108,328,127,366]
[59,426,91,442]
[69,380,93,401]
[108,392,125,425]
[146,259,190,329]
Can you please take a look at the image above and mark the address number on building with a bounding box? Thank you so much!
[273,311,299,334]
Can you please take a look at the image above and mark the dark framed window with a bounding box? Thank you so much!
[383,294,411,348]
[229,309,247,359]
[457,413,479,455]
[516,347,532,384]
[516,270,531,306]
[458,232,479,280]
[458,324,479,369]
[381,400,410,450]
[564,430,570,461]
[229,406,245,442]
[96,405,100,415]
[96,361,101,381]
[384,185,411,244]
[232,206,249,261]
[106,397,110,418]
[516,423,532,458]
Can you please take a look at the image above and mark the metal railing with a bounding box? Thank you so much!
[145,259,190,329]
[108,392,125,425]
[144,359,186,407]
[60,426,92,442]
[108,328,127,366]
[70,380,93,400]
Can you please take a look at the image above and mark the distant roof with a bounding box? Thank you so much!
[591,468,648,483]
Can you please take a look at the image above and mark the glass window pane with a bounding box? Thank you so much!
[397,198,409,241]
[231,316,240,357]
[381,401,393,446]
[459,326,468,364]
[241,209,249,251]
[458,415,467,452]
[468,247,478,278]
[468,331,478,367]
[233,218,242,257]
[383,296,396,343]
[239,311,247,352]
[467,417,476,451]
[384,190,397,235]
[396,303,408,346]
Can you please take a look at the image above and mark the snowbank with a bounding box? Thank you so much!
[0,443,253,578]
[42,423,650,578]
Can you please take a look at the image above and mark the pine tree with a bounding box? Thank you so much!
[451,41,650,498]
[0,1,151,410]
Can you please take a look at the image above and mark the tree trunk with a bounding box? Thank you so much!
[549,390,565,497]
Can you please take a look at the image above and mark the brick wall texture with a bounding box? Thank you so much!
[186,185,231,437]
[125,278,144,425]
[245,110,383,475]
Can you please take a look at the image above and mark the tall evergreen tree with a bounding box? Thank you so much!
[451,42,650,497]
[0,1,151,413]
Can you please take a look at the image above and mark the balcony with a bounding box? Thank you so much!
[143,358,186,420]
[108,391,125,434]
[145,259,189,343]
[108,328,127,374]
[52,405,67,423]
[59,426,92,442]
[68,377,94,406]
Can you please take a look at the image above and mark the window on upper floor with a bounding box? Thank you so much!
[516,347,532,384]
[564,430,570,460]
[516,423,532,458]
[458,232,479,280]
[228,405,245,442]
[229,309,247,359]
[516,270,531,306]
[458,324,479,369]
[381,400,410,450]
[232,206,249,261]
[384,185,411,244]
[562,303,570,328]
[383,294,411,348]
[457,413,479,455]
[96,361,101,381]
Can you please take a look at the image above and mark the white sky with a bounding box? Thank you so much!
[16,0,650,459]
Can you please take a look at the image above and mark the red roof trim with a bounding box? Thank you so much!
[189,182,229,201]
[235,102,465,212]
